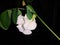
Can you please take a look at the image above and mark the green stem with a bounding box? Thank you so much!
[36,14,60,40]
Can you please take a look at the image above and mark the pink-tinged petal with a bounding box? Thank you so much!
[16,25,24,32]
[22,30,32,35]
[16,15,24,25]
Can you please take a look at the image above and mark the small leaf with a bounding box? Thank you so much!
[27,9,33,20]
[12,8,22,24]
[8,10,12,18]
[0,10,11,30]
[26,5,36,13]
[0,21,7,30]
[18,9,22,15]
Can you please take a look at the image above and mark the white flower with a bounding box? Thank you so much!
[16,14,37,35]
[23,14,37,30]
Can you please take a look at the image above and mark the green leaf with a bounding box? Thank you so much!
[27,9,33,20]
[0,21,7,30]
[18,9,22,15]
[8,10,12,18]
[0,10,11,30]
[12,8,22,24]
[26,5,36,13]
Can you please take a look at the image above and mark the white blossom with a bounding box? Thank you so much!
[16,14,37,35]
[23,14,37,30]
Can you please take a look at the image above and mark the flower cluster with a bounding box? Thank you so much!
[16,14,37,35]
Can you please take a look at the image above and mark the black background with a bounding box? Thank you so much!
[0,0,60,45]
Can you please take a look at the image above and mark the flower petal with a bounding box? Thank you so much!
[22,30,32,35]
[16,15,25,32]
[16,25,24,32]
[16,14,24,25]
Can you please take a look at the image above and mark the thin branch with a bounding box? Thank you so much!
[36,14,60,40]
